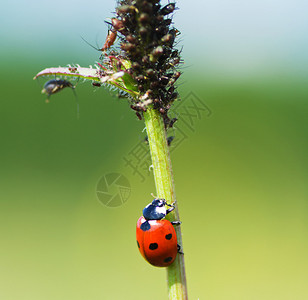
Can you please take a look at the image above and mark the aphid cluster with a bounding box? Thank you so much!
[104,0,182,126]
[39,0,182,127]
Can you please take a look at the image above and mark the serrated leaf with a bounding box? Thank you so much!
[34,66,139,98]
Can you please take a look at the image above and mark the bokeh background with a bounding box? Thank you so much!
[1,0,308,299]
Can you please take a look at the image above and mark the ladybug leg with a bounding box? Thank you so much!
[166,201,176,214]
[166,206,175,214]
[171,221,181,226]
[177,244,184,255]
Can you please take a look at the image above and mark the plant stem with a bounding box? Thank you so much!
[144,108,188,300]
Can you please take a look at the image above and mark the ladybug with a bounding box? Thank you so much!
[136,198,181,267]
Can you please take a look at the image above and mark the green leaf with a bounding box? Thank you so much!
[34,66,139,97]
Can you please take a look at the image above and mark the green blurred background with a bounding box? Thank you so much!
[1,0,308,299]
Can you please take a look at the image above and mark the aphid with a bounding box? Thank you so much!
[169,92,178,101]
[131,103,146,113]
[68,66,78,73]
[126,35,137,44]
[139,27,148,38]
[138,85,145,92]
[116,5,130,14]
[152,46,164,57]
[150,81,160,89]
[155,25,169,36]
[159,107,166,114]
[132,62,141,70]
[167,136,175,146]
[145,89,153,97]
[139,13,150,24]
[141,1,153,13]
[159,75,170,86]
[159,3,176,16]
[146,68,155,77]
[142,55,150,64]
[116,60,123,71]
[116,5,136,14]
[136,112,142,120]
[111,18,125,32]
[173,71,181,80]
[168,57,180,68]
[161,33,175,45]
[92,82,101,87]
[41,79,79,118]
[149,40,159,48]
[121,42,136,52]
[145,135,174,146]
[135,75,145,82]
[130,104,143,112]
[169,117,178,128]
[136,198,182,267]
[163,19,172,26]
[156,15,164,22]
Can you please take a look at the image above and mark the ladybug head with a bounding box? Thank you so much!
[151,198,167,207]
[143,198,167,220]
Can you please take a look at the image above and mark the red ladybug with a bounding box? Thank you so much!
[136,198,181,267]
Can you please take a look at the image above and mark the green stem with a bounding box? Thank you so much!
[144,108,188,300]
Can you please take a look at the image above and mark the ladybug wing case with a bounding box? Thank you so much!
[136,217,178,267]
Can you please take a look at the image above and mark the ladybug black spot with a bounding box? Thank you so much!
[149,243,158,250]
[137,240,140,248]
[165,233,172,240]
[164,257,173,263]
[140,221,151,231]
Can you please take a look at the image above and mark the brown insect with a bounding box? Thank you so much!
[101,29,117,51]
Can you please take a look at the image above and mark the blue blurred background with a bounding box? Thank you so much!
[1,0,308,299]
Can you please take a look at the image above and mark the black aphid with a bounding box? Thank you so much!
[42,79,74,98]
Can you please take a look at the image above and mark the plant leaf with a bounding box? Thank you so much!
[34,66,139,97]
